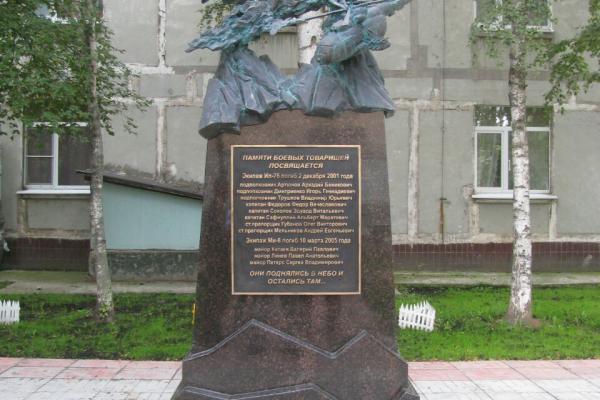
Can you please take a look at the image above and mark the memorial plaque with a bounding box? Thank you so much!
[231,145,361,295]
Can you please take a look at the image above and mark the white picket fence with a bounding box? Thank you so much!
[0,301,20,325]
[398,301,435,332]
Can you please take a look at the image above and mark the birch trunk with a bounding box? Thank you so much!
[86,0,114,323]
[506,10,533,325]
[297,10,324,65]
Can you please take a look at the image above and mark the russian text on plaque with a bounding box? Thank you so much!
[231,145,361,295]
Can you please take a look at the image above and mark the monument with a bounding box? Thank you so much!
[173,1,419,399]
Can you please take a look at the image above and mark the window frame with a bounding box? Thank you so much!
[474,125,552,195]
[473,0,554,33]
[23,122,90,192]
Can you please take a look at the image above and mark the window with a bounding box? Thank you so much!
[474,0,553,31]
[475,106,551,194]
[24,124,92,190]
[35,4,70,24]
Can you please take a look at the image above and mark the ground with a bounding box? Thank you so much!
[1,358,600,400]
[0,270,598,399]
[0,284,599,361]
[396,285,600,360]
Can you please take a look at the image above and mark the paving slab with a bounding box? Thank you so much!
[0,358,599,399]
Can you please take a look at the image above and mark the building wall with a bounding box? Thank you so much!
[104,183,202,251]
[1,0,599,273]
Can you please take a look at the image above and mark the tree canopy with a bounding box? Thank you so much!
[471,0,553,61]
[472,0,600,106]
[0,0,146,138]
[545,0,600,104]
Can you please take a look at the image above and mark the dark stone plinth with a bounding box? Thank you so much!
[173,111,418,400]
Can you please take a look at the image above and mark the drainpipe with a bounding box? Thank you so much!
[438,0,447,244]
[439,197,446,243]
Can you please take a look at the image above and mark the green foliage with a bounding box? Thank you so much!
[0,0,148,138]
[472,0,600,106]
[544,0,600,105]
[396,286,600,360]
[198,0,233,31]
[96,300,114,323]
[0,0,85,136]
[470,0,554,65]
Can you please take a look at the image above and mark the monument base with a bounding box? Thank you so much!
[173,320,419,399]
[173,111,419,400]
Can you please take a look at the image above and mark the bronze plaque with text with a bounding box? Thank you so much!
[231,145,361,295]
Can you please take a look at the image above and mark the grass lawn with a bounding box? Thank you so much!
[0,293,193,360]
[0,281,12,290]
[0,286,598,361]
[397,286,600,360]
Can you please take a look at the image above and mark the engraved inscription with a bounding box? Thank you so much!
[231,145,361,295]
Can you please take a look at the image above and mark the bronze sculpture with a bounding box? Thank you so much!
[188,0,411,139]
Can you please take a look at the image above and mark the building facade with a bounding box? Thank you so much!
[1,0,599,276]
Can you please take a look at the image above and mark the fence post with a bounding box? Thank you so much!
[0,300,20,324]
[398,301,435,332]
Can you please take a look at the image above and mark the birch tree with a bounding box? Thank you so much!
[0,0,147,322]
[472,0,552,325]
[82,0,113,322]
[298,11,324,65]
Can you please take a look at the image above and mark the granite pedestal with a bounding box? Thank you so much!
[173,110,418,400]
